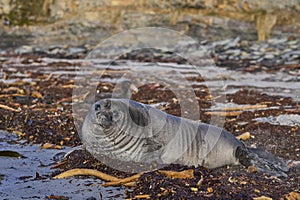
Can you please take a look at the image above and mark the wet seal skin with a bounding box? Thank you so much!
[82,98,289,176]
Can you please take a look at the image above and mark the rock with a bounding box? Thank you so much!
[281,50,300,60]
[218,55,228,60]
[283,48,293,53]
[48,47,67,55]
[290,45,299,50]
[68,47,87,55]
[223,37,240,50]
[264,54,275,59]
[268,38,287,45]
[211,39,232,48]
[0,49,8,55]
[14,45,33,54]
[225,49,241,56]
[250,44,260,51]
[240,52,251,59]
[33,47,48,54]
[287,40,298,45]
[251,55,261,60]
[257,57,264,62]
[284,61,299,65]
[252,51,262,56]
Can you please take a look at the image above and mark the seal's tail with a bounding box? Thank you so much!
[236,146,289,177]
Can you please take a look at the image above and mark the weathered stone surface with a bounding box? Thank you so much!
[0,0,299,46]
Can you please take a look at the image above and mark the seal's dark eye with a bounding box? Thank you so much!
[95,103,101,111]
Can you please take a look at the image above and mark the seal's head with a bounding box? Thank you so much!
[91,98,150,131]
[82,98,166,173]
[92,99,123,129]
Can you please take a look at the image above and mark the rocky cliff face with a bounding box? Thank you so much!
[0,0,299,44]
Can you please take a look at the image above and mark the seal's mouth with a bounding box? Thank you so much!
[95,110,113,128]
[93,99,121,128]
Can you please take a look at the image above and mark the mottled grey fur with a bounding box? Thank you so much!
[82,98,289,176]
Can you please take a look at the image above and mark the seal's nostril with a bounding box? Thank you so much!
[95,103,101,111]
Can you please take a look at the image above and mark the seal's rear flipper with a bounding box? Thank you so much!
[236,146,289,177]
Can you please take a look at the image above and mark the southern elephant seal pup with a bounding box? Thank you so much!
[82,98,289,176]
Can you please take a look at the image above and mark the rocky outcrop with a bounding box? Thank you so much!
[0,0,299,43]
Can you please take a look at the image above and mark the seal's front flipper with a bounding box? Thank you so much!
[236,146,289,177]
